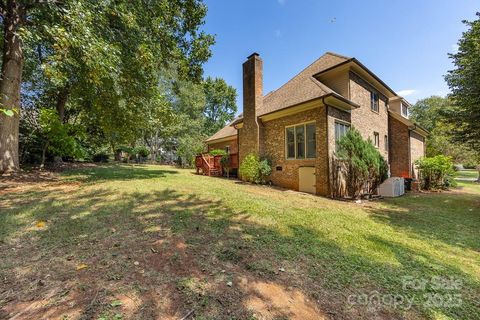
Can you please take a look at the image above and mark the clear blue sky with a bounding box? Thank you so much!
[201,0,479,113]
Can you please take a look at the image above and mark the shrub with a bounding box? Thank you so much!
[134,146,150,158]
[220,154,231,178]
[335,128,388,198]
[209,149,227,156]
[463,161,478,169]
[239,153,271,184]
[415,155,456,190]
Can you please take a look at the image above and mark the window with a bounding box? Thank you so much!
[306,123,316,158]
[335,122,350,151]
[286,127,295,159]
[371,91,379,112]
[373,132,380,148]
[384,135,388,152]
[296,125,305,159]
[225,146,230,154]
[401,102,408,118]
[285,122,316,159]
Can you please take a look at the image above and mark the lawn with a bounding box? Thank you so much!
[0,164,479,320]
[456,169,479,181]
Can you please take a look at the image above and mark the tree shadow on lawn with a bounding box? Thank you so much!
[1,185,479,319]
[367,192,480,253]
[60,163,178,183]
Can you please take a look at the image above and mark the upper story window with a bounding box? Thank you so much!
[401,102,409,118]
[373,132,380,148]
[286,122,316,159]
[335,121,350,151]
[370,92,379,112]
[384,135,388,152]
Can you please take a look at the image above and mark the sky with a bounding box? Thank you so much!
[201,0,479,113]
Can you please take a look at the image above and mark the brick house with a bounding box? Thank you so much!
[203,52,427,196]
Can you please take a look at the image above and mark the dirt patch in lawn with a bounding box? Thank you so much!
[239,276,325,319]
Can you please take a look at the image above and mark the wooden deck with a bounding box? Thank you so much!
[195,153,238,177]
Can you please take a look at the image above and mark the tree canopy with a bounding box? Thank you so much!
[444,12,480,151]
[0,0,237,171]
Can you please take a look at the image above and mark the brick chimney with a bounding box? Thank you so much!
[239,53,263,164]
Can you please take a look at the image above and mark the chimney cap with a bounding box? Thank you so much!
[247,52,260,59]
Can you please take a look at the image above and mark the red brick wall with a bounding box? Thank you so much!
[410,131,425,179]
[389,116,410,178]
[207,138,238,154]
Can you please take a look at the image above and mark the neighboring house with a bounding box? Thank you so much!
[203,52,427,195]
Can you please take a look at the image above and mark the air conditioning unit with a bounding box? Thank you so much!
[378,177,405,197]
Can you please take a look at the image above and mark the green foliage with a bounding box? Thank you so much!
[177,135,205,168]
[336,128,388,198]
[410,96,478,165]
[444,12,480,151]
[39,109,83,160]
[0,108,16,117]
[415,155,456,190]
[208,149,227,156]
[239,154,272,184]
[203,77,237,136]
[134,146,150,158]
[15,0,217,166]
[220,154,230,167]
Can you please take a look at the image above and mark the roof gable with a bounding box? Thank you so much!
[259,52,350,116]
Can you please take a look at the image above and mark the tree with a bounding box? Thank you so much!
[0,0,215,172]
[410,96,477,165]
[444,12,480,152]
[334,128,388,199]
[203,77,237,136]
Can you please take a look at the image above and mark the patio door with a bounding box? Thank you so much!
[299,167,316,194]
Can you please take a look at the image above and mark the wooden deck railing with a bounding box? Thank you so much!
[195,153,238,177]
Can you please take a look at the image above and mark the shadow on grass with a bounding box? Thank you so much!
[60,163,178,182]
[0,169,479,319]
[368,192,480,253]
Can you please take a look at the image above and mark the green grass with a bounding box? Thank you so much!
[1,164,479,319]
[456,169,479,180]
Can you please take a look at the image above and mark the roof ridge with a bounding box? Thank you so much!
[325,51,352,60]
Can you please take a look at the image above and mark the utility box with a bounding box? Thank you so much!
[378,177,405,197]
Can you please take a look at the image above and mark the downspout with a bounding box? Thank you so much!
[322,97,331,197]
[408,124,416,178]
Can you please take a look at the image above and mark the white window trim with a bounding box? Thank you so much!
[285,121,316,160]
[373,132,380,148]
[401,102,409,118]
[334,121,351,151]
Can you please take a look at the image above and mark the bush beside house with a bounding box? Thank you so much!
[239,153,272,184]
[415,155,456,190]
[332,128,388,199]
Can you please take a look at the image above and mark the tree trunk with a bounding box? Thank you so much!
[40,141,49,169]
[56,85,70,122]
[0,1,25,173]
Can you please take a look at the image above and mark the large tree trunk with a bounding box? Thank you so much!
[56,85,70,123]
[0,1,24,173]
